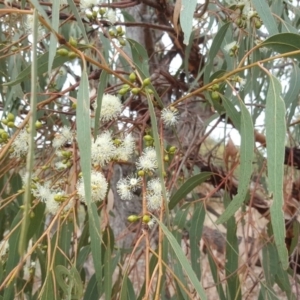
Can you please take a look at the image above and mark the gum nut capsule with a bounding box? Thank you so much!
[57,48,69,56]
[128,215,139,222]
[143,215,151,223]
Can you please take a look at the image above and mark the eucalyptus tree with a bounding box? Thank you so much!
[0,0,300,299]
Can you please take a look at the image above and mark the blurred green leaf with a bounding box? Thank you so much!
[41,273,55,300]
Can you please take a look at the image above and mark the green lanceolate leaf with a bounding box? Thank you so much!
[217,101,254,224]
[180,0,198,45]
[169,172,212,210]
[265,75,288,270]
[261,33,300,62]
[4,53,69,87]
[204,22,231,84]
[155,218,207,300]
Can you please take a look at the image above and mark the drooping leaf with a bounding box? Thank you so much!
[155,218,207,300]
[4,53,69,87]
[217,101,254,224]
[77,71,102,290]
[265,75,288,270]
[204,22,231,84]
[180,0,197,45]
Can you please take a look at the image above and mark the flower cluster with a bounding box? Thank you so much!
[52,126,73,149]
[80,0,98,10]
[94,94,123,122]
[117,175,141,200]
[161,108,179,127]
[11,129,30,158]
[31,181,70,215]
[146,178,169,211]
[91,131,135,167]
[136,147,158,172]
[77,170,108,203]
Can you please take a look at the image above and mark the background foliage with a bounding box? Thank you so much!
[1,0,300,299]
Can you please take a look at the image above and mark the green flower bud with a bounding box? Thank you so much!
[129,73,137,82]
[169,146,176,153]
[255,20,262,29]
[164,154,169,162]
[138,170,145,177]
[211,91,220,101]
[92,10,98,18]
[54,194,65,202]
[143,78,151,86]
[1,132,8,140]
[211,83,219,91]
[69,37,78,47]
[35,121,42,129]
[7,121,15,128]
[30,211,35,218]
[128,215,139,222]
[99,7,106,15]
[7,113,15,122]
[145,141,153,147]
[1,119,7,125]
[142,215,151,223]
[71,103,77,109]
[143,135,153,141]
[118,88,129,96]
[118,37,126,46]
[56,48,69,56]
[109,29,116,37]
[131,88,141,95]
[68,51,78,60]
[116,26,123,34]
[145,88,154,94]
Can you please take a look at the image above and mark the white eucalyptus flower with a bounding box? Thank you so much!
[117,178,133,200]
[95,94,122,122]
[77,171,108,203]
[10,129,30,158]
[91,131,116,166]
[80,0,98,10]
[161,108,179,127]
[106,9,117,24]
[53,126,73,148]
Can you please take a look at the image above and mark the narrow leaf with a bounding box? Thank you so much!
[217,101,254,224]
[180,0,197,45]
[204,23,230,84]
[265,75,288,269]
[77,71,103,289]
[48,0,60,75]
[169,172,212,210]
[155,218,207,300]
